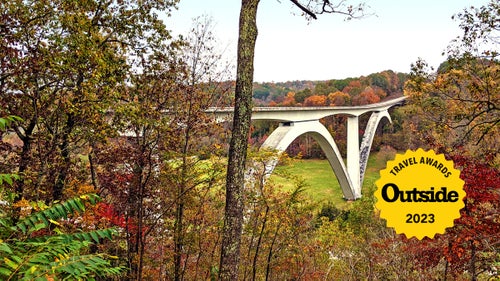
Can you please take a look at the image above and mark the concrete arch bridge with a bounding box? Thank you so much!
[209,96,406,200]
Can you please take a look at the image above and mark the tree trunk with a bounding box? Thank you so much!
[14,118,36,202]
[219,0,259,280]
[54,112,74,201]
[470,240,477,281]
[174,198,184,281]
[252,205,269,281]
[265,220,281,281]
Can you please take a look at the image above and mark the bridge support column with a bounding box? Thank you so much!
[359,110,392,186]
[262,120,357,200]
[347,116,361,198]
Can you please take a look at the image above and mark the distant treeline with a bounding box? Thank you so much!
[252,70,407,106]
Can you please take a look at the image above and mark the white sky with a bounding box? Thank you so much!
[167,0,488,82]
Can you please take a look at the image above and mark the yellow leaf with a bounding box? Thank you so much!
[48,219,60,226]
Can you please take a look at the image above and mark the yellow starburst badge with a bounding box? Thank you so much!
[374,149,466,239]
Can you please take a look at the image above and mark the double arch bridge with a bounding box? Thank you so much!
[208,96,407,200]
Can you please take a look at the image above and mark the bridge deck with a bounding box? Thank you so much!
[208,96,406,122]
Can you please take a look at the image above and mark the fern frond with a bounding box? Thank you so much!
[0,194,123,280]
[13,194,101,234]
[1,238,120,280]
[24,253,124,281]
[28,228,118,244]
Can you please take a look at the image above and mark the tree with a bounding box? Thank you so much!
[342,79,363,96]
[219,2,259,279]
[314,82,338,96]
[92,13,230,280]
[281,91,297,106]
[172,15,231,281]
[0,119,121,280]
[303,94,328,106]
[0,0,180,204]
[1,1,191,279]
[401,2,500,279]
[237,150,323,280]
[295,88,312,104]
[368,73,389,92]
[95,51,189,280]
[328,91,351,106]
[403,155,499,280]
[352,86,380,105]
[219,1,368,279]
[405,1,499,160]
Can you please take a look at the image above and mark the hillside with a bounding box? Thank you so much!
[252,70,407,106]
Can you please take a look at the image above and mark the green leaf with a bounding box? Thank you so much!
[0,174,19,186]
[31,223,46,233]
[29,255,50,265]
[0,118,6,131]
[68,199,83,214]
[0,266,12,277]
[29,216,40,229]
[0,243,12,254]
[36,212,50,227]
[74,199,86,211]
[45,208,59,220]
[90,231,99,243]
[55,204,68,219]
[83,233,91,242]
[17,223,27,234]
[24,218,36,230]
[10,116,23,123]
[9,255,22,264]
[3,257,18,269]
[0,116,22,132]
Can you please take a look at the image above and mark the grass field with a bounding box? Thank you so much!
[269,152,391,209]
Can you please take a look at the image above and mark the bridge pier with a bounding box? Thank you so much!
[359,110,392,185]
[347,116,361,198]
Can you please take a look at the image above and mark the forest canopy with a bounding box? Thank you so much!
[0,0,498,280]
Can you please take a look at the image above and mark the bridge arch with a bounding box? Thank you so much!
[261,120,357,199]
[209,96,406,199]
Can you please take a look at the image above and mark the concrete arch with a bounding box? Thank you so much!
[359,110,392,185]
[261,120,357,200]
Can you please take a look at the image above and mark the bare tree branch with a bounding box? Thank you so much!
[289,0,370,20]
[289,0,317,19]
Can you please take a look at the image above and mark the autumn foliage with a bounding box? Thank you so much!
[401,153,499,279]
[0,0,498,280]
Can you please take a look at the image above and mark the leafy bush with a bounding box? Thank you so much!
[0,180,124,280]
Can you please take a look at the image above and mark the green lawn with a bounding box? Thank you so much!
[270,153,388,209]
